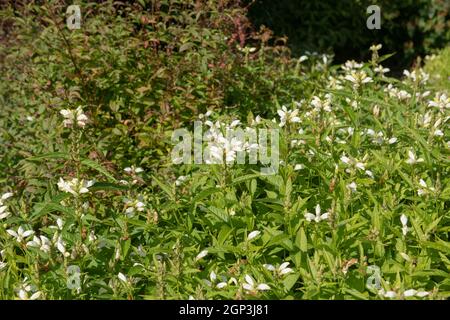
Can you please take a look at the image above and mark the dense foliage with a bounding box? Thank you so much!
[0,0,448,300]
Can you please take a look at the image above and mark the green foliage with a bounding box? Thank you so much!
[424,46,450,92]
[0,0,448,300]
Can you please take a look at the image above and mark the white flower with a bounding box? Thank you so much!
[123,196,146,218]
[400,214,409,236]
[0,205,10,220]
[55,236,69,257]
[365,170,374,179]
[124,165,144,174]
[27,235,51,253]
[388,137,398,144]
[383,290,397,299]
[344,71,373,88]
[242,275,270,293]
[404,289,429,298]
[415,291,430,298]
[342,60,363,72]
[57,177,94,196]
[384,84,411,101]
[299,55,308,63]
[403,69,429,85]
[277,106,300,127]
[305,204,329,222]
[370,44,382,52]
[18,289,42,300]
[118,272,128,283]
[57,218,64,230]
[7,226,34,243]
[403,289,417,297]
[374,65,390,75]
[406,150,424,165]
[0,192,13,220]
[60,106,88,128]
[428,93,450,112]
[294,164,305,171]
[1,192,13,201]
[346,182,357,193]
[264,262,293,276]
[195,250,208,261]
[417,179,435,196]
[340,153,367,171]
[311,95,332,113]
[175,175,188,186]
[247,230,261,241]
[373,105,380,117]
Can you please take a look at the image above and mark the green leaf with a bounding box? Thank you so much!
[26,152,70,162]
[296,227,308,252]
[81,158,116,181]
[152,175,175,200]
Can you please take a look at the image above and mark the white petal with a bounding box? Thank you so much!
[256,283,271,291]
[118,272,127,283]
[6,230,18,238]
[245,275,254,286]
[315,204,321,215]
[404,289,417,297]
[195,250,208,261]
[22,230,34,238]
[18,289,28,300]
[263,264,275,271]
[279,268,293,275]
[29,292,41,300]
[216,282,227,289]
[384,291,397,298]
[279,262,290,271]
[242,283,253,291]
[415,291,429,297]
[1,192,13,200]
[400,214,408,226]
[247,230,261,241]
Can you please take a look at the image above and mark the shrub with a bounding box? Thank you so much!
[424,46,450,92]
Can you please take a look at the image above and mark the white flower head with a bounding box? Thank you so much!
[305,204,329,223]
[27,235,51,253]
[277,106,300,127]
[60,106,88,128]
[400,214,409,236]
[265,262,293,276]
[195,249,208,261]
[242,275,270,293]
[247,230,261,241]
[428,93,450,112]
[118,272,128,283]
[346,182,357,193]
[7,226,34,243]
[57,177,95,196]
[406,150,424,165]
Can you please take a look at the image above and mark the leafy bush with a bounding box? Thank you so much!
[424,46,450,91]
[0,1,448,300]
